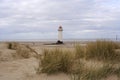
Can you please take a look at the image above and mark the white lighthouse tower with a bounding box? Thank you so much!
[57,26,63,44]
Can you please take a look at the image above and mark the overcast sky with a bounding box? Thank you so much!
[0,0,120,40]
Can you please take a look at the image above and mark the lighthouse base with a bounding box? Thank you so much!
[56,40,63,44]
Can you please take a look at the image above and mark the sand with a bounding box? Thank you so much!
[0,42,71,80]
[0,42,119,80]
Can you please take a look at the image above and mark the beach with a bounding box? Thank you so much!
[0,41,75,80]
[0,41,120,80]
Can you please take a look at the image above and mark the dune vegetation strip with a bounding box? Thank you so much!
[75,40,120,62]
[36,40,120,80]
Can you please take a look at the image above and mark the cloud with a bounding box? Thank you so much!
[0,0,120,40]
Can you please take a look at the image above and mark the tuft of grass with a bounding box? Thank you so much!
[114,67,120,78]
[112,42,120,49]
[74,41,120,62]
[7,42,19,50]
[75,44,85,59]
[86,41,120,61]
[37,48,74,74]
[16,45,31,58]
[71,63,115,80]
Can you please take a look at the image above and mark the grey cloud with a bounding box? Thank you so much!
[0,0,120,40]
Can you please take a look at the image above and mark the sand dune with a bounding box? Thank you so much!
[0,42,119,80]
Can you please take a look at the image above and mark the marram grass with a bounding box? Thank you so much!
[75,40,120,62]
[16,45,31,58]
[71,63,115,80]
[36,40,120,80]
[37,48,74,74]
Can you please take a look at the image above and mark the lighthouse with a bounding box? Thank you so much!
[57,26,63,44]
